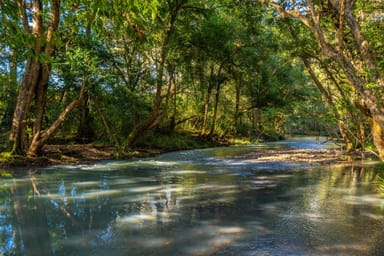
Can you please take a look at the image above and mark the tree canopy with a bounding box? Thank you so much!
[1,0,383,160]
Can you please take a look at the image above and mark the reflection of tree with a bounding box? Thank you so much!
[3,171,127,255]
[5,162,383,255]
[10,170,52,256]
[46,177,119,254]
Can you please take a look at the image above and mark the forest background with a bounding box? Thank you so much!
[0,0,383,164]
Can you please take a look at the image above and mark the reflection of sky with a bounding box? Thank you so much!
[0,223,14,254]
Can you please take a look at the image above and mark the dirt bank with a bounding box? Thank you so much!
[2,142,364,168]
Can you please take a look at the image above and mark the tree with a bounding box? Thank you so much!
[123,0,188,149]
[284,20,366,152]
[262,0,384,158]
[2,0,159,157]
[1,0,84,156]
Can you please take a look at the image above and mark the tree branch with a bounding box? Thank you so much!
[17,0,30,32]
[28,76,87,156]
[45,0,60,56]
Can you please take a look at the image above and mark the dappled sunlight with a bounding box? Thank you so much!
[194,183,238,192]
[261,202,286,214]
[79,189,124,199]
[244,220,274,235]
[344,194,384,207]
[75,159,182,172]
[2,143,384,255]
[72,180,100,187]
[279,211,333,226]
[361,211,384,220]
[116,214,157,224]
[248,180,277,189]
[159,186,185,193]
[177,224,245,256]
[127,185,162,193]
[167,170,207,175]
[43,188,124,200]
[317,243,370,255]
[241,174,292,190]
[110,215,247,255]
[107,178,147,185]
[139,237,173,248]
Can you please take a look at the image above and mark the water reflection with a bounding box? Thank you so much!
[1,146,384,255]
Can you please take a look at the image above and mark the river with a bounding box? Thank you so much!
[1,138,384,255]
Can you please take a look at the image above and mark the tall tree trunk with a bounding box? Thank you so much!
[234,74,242,133]
[31,63,52,143]
[168,66,177,132]
[209,82,222,136]
[201,65,214,135]
[9,0,61,156]
[209,63,225,137]
[77,91,94,142]
[10,60,42,154]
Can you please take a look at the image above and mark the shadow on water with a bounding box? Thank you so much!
[1,140,384,255]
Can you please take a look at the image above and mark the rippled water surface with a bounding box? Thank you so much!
[1,138,384,255]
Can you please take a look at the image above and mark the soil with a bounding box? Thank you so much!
[43,144,352,165]
[39,144,167,165]
[235,148,348,165]
[2,143,361,168]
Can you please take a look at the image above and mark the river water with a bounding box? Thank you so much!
[1,138,384,255]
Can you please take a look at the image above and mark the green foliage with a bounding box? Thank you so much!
[0,168,13,178]
[375,175,384,193]
[0,0,354,158]
[0,151,26,166]
[134,130,212,150]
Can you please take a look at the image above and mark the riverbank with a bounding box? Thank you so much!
[41,144,167,165]
[0,138,371,168]
[234,147,349,167]
[0,144,191,167]
[0,133,228,167]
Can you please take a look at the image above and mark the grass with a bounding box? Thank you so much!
[0,151,13,161]
[0,151,26,166]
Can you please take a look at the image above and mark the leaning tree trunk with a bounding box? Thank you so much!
[123,1,184,150]
[265,0,384,158]
[28,77,87,156]
[301,55,355,151]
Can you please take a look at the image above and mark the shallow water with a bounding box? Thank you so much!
[1,138,384,255]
